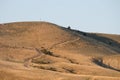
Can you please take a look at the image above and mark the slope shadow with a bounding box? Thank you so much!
[92,58,120,72]
[87,33,120,48]
[65,27,120,53]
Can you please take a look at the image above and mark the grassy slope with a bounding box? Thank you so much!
[0,22,120,80]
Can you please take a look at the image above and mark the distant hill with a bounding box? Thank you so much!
[0,21,120,80]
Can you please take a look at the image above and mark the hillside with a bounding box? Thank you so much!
[0,21,120,80]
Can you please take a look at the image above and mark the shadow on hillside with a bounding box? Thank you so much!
[87,33,120,47]
[62,27,120,53]
[92,58,120,72]
[76,30,120,48]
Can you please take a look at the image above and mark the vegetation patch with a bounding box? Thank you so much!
[32,57,52,64]
[33,66,57,72]
[62,67,76,74]
[92,58,120,72]
[67,58,79,64]
[41,48,53,56]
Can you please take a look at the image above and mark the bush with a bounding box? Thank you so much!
[83,33,87,36]
[37,66,57,71]
[108,42,112,45]
[41,49,53,55]
[32,58,51,64]
[67,26,71,29]
[47,67,57,71]
[63,67,76,74]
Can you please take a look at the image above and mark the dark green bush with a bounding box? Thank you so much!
[32,58,51,64]
[41,49,53,55]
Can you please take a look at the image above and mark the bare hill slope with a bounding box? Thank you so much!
[0,21,120,80]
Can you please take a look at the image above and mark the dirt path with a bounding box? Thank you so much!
[0,37,81,67]
[24,48,44,67]
[49,37,80,49]
[23,38,80,67]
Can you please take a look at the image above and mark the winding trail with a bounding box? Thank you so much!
[49,37,80,49]
[24,48,44,67]
[0,37,81,67]
[23,37,80,67]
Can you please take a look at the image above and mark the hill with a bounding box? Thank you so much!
[0,21,120,80]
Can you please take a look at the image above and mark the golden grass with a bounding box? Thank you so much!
[0,21,120,80]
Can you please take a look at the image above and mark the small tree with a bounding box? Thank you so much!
[67,26,71,29]
[41,48,53,55]
[83,33,87,36]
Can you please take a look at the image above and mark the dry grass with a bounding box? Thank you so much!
[0,21,120,80]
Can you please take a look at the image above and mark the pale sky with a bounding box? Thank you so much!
[0,0,120,34]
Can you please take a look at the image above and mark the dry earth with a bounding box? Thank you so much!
[0,21,120,80]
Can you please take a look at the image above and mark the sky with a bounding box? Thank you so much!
[0,0,120,34]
